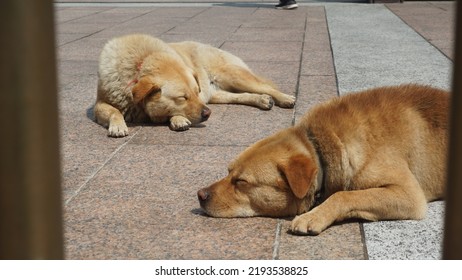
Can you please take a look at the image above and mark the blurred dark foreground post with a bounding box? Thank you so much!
[0,0,63,259]
[444,0,462,260]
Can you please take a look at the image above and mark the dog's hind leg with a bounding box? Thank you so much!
[212,65,295,108]
[209,90,274,110]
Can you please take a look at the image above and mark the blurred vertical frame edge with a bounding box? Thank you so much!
[0,0,64,259]
[444,0,462,260]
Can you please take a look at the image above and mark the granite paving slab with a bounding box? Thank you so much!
[64,145,280,259]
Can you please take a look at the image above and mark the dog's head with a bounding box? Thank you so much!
[132,54,210,125]
[197,128,322,218]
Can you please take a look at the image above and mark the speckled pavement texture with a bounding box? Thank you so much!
[56,1,454,259]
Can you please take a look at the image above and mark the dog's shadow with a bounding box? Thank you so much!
[191,206,367,237]
[191,207,296,224]
[86,105,208,130]
[86,106,96,122]
[191,208,208,217]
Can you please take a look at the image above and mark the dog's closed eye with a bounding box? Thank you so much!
[233,179,248,188]
[174,95,189,104]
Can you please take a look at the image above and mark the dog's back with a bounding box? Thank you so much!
[169,41,249,72]
[298,84,448,201]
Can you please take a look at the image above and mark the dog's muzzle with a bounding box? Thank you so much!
[201,107,211,122]
[197,188,210,208]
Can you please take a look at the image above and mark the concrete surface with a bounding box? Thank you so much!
[327,3,452,94]
[55,1,455,259]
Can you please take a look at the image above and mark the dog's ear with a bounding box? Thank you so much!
[190,71,201,94]
[278,154,317,199]
[132,77,161,104]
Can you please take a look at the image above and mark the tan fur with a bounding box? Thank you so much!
[94,34,295,137]
[169,41,295,108]
[197,84,448,235]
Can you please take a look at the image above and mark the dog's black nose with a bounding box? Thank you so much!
[201,107,211,121]
[197,189,210,202]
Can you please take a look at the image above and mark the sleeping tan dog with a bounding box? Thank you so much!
[94,34,295,137]
[197,84,448,235]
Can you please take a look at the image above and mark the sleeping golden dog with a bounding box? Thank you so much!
[94,34,295,137]
[197,84,448,235]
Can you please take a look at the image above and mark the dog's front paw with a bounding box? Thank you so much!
[170,116,191,131]
[257,94,274,110]
[290,209,331,236]
[108,121,129,137]
[275,94,296,108]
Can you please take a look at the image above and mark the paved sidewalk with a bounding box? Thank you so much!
[56,1,454,259]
